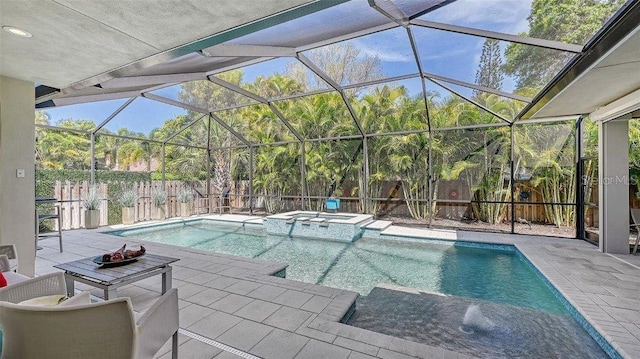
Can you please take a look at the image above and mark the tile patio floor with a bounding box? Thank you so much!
[33,215,640,359]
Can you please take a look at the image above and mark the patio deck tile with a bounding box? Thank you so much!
[153,333,191,359]
[216,319,273,351]
[177,283,208,300]
[172,266,202,280]
[376,348,413,359]
[184,272,221,285]
[300,295,332,313]
[188,311,243,339]
[271,289,314,308]
[224,279,263,295]
[179,304,216,328]
[160,338,222,359]
[245,283,288,301]
[348,352,377,359]
[188,288,229,306]
[333,337,379,357]
[295,339,351,359]
[205,276,239,290]
[212,351,245,358]
[234,299,281,322]
[208,293,254,313]
[263,306,312,331]
[295,326,337,343]
[250,328,309,359]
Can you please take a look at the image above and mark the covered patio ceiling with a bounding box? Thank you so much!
[1,0,330,90]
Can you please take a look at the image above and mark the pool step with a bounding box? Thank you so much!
[309,218,326,226]
[265,211,373,242]
[363,220,393,231]
[361,220,393,238]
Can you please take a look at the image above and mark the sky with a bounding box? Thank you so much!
[43,0,544,136]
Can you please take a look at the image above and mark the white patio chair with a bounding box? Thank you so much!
[0,274,179,358]
[0,272,65,302]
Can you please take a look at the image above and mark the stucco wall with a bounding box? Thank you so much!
[0,75,36,276]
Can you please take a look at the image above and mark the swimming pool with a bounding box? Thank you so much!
[110,219,610,358]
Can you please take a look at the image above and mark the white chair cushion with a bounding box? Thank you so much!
[19,291,91,307]
[59,291,91,306]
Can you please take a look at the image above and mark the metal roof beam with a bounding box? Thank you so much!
[295,23,398,53]
[296,53,341,90]
[342,73,420,90]
[411,19,584,53]
[36,123,89,135]
[142,93,208,114]
[163,113,208,143]
[296,54,365,136]
[99,73,206,89]
[92,97,137,134]
[426,78,512,124]
[204,75,302,142]
[210,103,257,113]
[209,113,252,146]
[46,82,180,107]
[253,139,299,148]
[201,44,296,57]
[423,72,532,103]
[205,57,275,77]
[432,122,510,132]
[267,104,304,142]
[368,0,407,25]
[511,115,579,125]
[206,75,267,103]
[268,88,333,102]
[406,26,432,131]
[50,90,143,107]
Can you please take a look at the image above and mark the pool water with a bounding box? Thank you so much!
[111,220,609,358]
[114,220,560,312]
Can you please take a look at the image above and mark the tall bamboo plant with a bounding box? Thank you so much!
[525,123,577,226]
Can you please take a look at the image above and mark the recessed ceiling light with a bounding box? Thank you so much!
[2,26,32,38]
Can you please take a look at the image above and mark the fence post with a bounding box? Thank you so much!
[100,183,108,226]
[54,181,62,230]
[80,180,86,229]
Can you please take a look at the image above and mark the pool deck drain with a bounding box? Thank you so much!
[32,214,640,359]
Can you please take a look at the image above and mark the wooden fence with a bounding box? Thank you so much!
[51,180,251,230]
[47,178,608,230]
[54,181,109,230]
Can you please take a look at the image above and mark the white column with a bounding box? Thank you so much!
[0,76,36,275]
[598,116,630,254]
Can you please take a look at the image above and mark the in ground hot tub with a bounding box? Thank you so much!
[264,211,373,241]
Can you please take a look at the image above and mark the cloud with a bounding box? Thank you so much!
[356,42,413,63]
[422,0,533,34]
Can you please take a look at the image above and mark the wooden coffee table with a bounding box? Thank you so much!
[54,254,179,300]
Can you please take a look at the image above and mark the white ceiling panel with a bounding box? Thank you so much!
[53,0,311,50]
[0,0,157,88]
[0,0,316,89]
